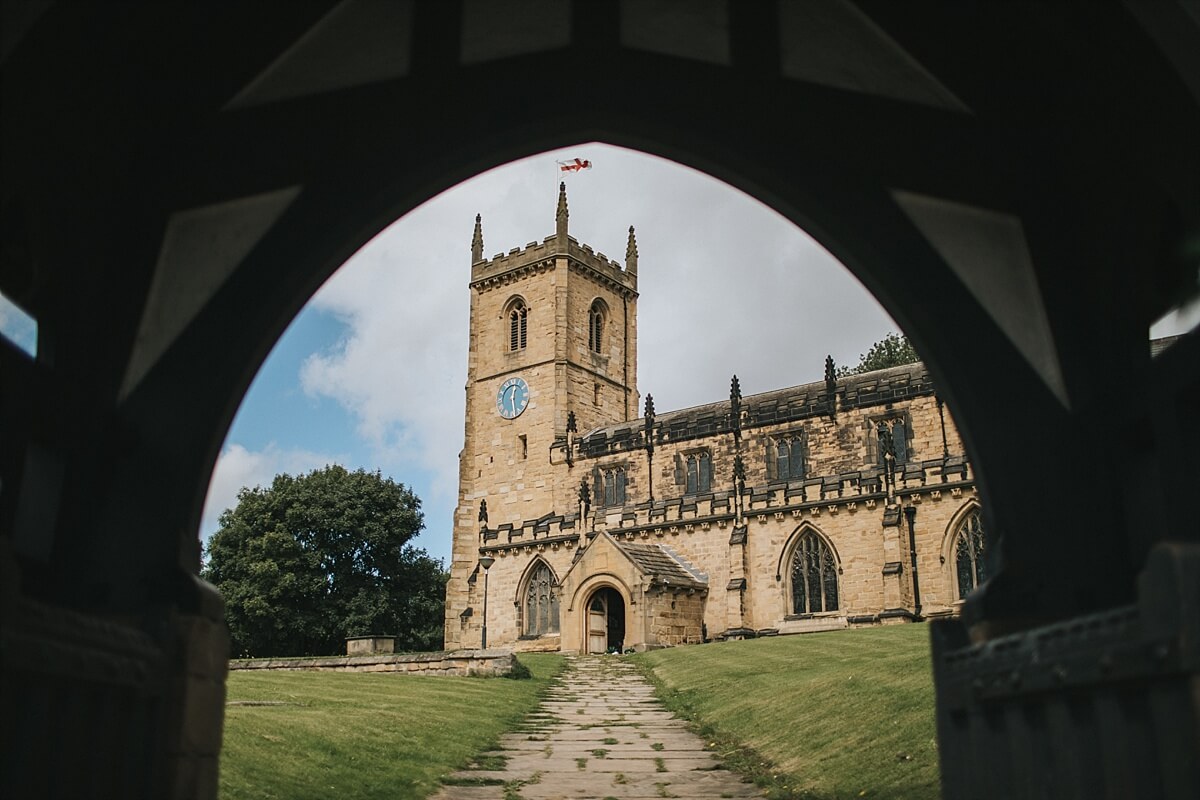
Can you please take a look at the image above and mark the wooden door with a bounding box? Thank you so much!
[587,593,608,654]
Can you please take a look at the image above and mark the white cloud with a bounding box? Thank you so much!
[278,145,901,552]
[200,443,348,537]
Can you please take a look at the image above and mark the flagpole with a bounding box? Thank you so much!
[554,156,592,198]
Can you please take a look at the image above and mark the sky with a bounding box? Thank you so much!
[195,143,1200,565]
[0,293,37,358]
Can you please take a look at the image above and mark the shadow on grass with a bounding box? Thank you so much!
[629,648,938,800]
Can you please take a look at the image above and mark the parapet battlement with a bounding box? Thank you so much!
[576,361,936,456]
[469,181,638,294]
[470,233,637,295]
[479,456,975,554]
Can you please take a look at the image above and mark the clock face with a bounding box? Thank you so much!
[496,377,530,419]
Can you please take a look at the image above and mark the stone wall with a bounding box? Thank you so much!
[345,636,394,655]
[645,588,706,646]
[228,649,516,677]
[447,360,979,650]
[446,217,640,650]
[445,200,980,652]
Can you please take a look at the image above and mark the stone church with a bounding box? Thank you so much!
[443,185,983,653]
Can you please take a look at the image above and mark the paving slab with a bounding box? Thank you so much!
[432,655,760,800]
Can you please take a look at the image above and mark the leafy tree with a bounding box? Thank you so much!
[837,332,920,377]
[203,465,448,657]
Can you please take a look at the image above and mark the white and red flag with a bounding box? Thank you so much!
[557,158,592,173]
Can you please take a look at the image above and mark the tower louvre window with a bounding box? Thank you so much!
[508,301,528,351]
[588,301,605,354]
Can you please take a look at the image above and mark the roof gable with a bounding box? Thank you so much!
[563,532,708,590]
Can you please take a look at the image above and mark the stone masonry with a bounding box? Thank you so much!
[445,186,981,653]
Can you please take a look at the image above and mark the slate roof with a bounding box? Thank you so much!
[578,361,934,456]
[615,541,708,589]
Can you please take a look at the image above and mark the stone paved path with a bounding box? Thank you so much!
[432,656,760,800]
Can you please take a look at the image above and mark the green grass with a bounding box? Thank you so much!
[219,654,564,800]
[632,625,939,800]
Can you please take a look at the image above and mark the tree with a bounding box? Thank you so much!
[836,332,920,377]
[203,465,448,657]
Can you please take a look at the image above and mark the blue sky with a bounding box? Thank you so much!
[0,293,37,358]
[196,143,1200,565]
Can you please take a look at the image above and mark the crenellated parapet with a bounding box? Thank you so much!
[469,183,637,298]
[565,238,638,294]
[480,511,583,550]
[572,361,936,457]
[469,236,557,291]
[469,234,637,297]
[477,458,974,557]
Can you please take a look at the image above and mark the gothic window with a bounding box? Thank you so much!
[597,466,626,507]
[954,507,988,600]
[588,301,605,354]
[685,451,712,494]
[875,417,909,466]
[768,433,805,481]
[791,530,839,614]
[508,300,528,351]
[524,562,560,636]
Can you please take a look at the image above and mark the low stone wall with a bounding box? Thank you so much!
[228,648,515,676]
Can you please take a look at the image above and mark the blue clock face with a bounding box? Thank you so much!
[496,377,530,419]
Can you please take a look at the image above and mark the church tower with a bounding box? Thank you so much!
[444,183,639,648]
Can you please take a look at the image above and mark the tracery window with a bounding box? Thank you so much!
[588,301,604,354]
[791,530,839,614]
[875,417,909,466]
[594,466,626,507]
[685,451,712,494]
[768,433,805,481]
[954,507,988,600]
[524,562,559,636]
[508,301,528,351]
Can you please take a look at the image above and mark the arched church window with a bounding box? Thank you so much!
[524,562,559,636]
[598,466,626,507]
[875,417,909,466]
[954,507,988,599]
[509,301,528,351]
[685,451,712,494]
[588,301,605,354]
[791,531,839,614]
[768,434,805,481]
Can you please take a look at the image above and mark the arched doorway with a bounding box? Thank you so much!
[586,587,626,654]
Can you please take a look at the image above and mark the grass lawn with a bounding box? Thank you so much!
[632,624,940,800]
[218,654,564,800]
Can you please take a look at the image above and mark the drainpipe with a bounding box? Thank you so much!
[903,505,922,619]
